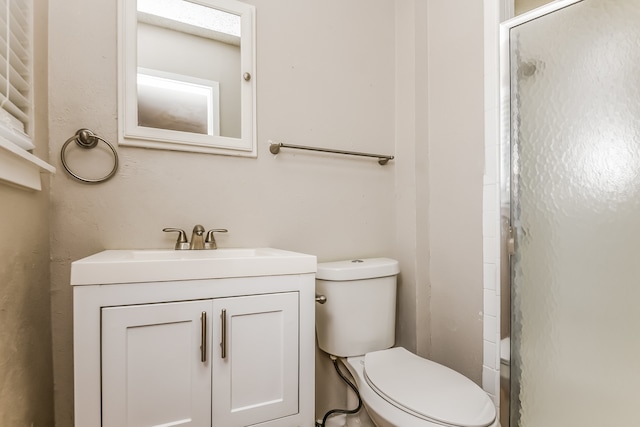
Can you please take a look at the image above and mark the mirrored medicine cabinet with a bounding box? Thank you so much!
[118,0,256,156]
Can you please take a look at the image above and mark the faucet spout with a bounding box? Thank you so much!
[190,224,205,250]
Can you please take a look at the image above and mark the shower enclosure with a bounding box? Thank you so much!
[500,0,640,425]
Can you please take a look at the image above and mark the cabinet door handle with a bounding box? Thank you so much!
[220,309,227,359]
[200,311,207,363]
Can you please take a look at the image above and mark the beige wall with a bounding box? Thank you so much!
[0,2,54,426]
[0,188,54,427]
[49,0,396,424]
[394,0,486,386]
[394,0,431,358]
[395,3,485,387]
[45,0,486,425]
[426,0,485,383]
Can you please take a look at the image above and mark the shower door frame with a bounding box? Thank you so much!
[497,1,584,426]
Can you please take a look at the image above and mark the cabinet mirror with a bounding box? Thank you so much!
[118,0,256,156]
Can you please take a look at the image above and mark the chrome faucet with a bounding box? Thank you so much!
[190,224,206,250]
[163,225,228,250]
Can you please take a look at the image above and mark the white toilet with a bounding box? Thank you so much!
[315,258,497,427]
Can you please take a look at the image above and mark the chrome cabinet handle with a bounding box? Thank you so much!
[220,309,227,359]
[200,311,207,363]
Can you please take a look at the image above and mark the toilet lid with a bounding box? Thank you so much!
[364,347,496,427]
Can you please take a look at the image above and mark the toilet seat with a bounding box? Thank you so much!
[363,347,496,427]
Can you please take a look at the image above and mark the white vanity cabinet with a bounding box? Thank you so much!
[211,293,299,427]
[71,248,316,427]
[101,293,299,427]
[101,300,213,427]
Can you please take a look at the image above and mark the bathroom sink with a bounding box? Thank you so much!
[128,248,270,260]
[70,248,317,285]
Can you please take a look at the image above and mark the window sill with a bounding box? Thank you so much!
[0,137,55,191]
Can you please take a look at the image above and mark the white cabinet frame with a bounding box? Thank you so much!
[72,274,315,427]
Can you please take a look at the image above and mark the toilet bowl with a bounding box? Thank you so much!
[315,258,497,427]
[342,349,497,427]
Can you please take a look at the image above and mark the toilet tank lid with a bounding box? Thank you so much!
[316,258,399,281]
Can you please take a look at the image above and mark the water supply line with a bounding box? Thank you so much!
[316,355,363,427]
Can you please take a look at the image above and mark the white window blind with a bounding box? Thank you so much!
[0,0,33,150]
[0,0,54,191]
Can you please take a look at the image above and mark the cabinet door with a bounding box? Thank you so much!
[102,300,213,427]
[212,292,299,426]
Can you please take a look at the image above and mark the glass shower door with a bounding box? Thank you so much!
[507,0,640,425]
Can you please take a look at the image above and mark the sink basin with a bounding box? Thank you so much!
[129,248,272,260]
[70,248,317,285]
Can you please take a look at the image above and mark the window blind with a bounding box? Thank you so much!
[0,0,33,151]
[0,0,53,191]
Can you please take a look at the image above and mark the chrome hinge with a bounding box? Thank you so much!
[507,225,516,256]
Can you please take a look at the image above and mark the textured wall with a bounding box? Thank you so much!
[0,2,54,426]
[48,0,396,425]
[395,2,485,386]
[46,0,488,425]
[0,187,54,427]
[394,0,430,358]
[427,0,485,384]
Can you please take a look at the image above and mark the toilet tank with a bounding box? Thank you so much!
[315,258,399,357]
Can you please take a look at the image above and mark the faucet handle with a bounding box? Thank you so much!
[204,229,228,250]
[163,228,190,250]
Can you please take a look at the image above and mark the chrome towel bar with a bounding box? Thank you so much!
[269,141,394,165]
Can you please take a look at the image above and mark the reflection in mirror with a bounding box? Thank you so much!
[118,0,256,156]
[137,68,220,135]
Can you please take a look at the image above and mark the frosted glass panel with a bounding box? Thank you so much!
[509,1,640,426]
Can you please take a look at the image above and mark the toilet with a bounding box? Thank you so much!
[315,258,497,427]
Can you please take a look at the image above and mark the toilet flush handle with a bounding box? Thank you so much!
[315,294,327,304]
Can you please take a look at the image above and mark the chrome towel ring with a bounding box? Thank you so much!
[61,129,119,184]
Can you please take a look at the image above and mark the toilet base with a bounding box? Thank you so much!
[342,354,499,427]
[345,377,376,427]
[321,359,374,427]
[322,413,374,427]
[341,356,413,427]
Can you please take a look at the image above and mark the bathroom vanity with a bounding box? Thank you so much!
[71,248,316,427]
